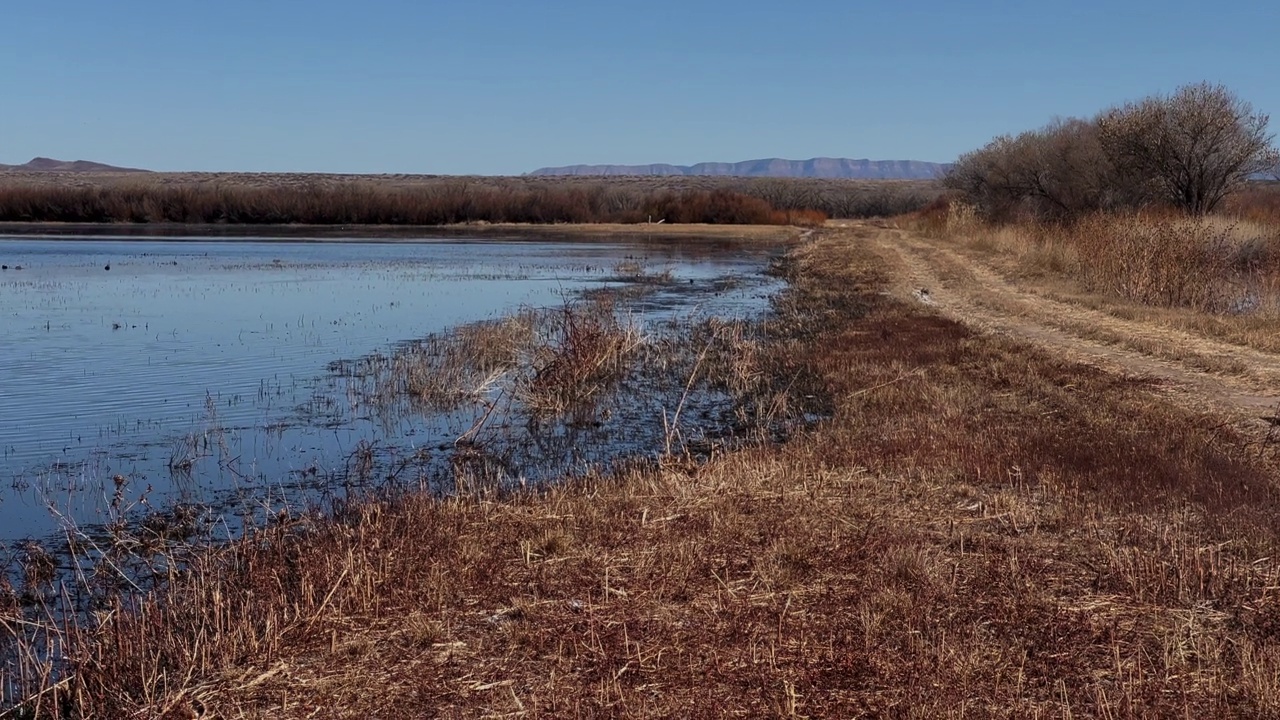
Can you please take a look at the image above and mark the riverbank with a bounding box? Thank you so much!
[11,224,1280,717]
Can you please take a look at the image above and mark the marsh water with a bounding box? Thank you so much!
[0,236,781,547]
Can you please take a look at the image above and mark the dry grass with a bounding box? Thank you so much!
[912,200,1280,353]
[516,299,645,416]
[334,298,645,425]
[1223,182,1280,227]
[7,229,1280,717]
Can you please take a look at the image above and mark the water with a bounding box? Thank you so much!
[0,236,780,543]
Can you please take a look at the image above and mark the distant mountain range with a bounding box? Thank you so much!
[0,157,149,173]
[529,157,948,180]
[0,155,950,179]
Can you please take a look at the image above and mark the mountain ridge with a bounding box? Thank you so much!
[529,157,948,180]
[0,157,150,173]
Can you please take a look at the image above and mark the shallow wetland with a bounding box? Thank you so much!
[0,235,783,551]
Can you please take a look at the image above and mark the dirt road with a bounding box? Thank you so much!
[829,220,1280,430]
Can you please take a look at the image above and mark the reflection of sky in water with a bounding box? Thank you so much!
[0,237,780,541]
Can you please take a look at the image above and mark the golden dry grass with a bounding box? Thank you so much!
[904,207,1280,356]
[9,227,1280,718]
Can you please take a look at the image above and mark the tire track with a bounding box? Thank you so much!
[840,222,1280,424]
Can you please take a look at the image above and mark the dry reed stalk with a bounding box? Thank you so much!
[0,172,940,223]
[517,299,645,416]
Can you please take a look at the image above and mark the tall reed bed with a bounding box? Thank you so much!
[1069,215,1280,313]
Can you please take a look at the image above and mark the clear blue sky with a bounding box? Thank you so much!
[3,1,1277,175]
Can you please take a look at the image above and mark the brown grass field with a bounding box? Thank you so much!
[9,215,1280,717]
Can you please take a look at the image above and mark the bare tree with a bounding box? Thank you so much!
[1097,82,1279,215]
[944,118,1121,221]
[943,134,1022,219]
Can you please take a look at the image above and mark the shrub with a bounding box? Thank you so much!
[945,83,1279,221]
[1067,214,1240,311]
[0,176,932,226]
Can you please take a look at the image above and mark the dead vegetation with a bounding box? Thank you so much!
[516,299,645,416]
[911,195,1280,357]
[368,311,543,414]
[331,296,652,426]
[5,226,1280,717]
[927,204,1280,313]
[0,173,939,227]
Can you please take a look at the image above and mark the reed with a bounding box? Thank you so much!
[517,298,645,416]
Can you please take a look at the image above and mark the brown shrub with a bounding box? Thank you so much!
[1224,183,1280,228]
[1066,214,1241,311]
[947,83,1279,221]
[0,175,934,226]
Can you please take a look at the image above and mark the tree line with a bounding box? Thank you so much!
[944,82,1279,221]
[0,176,939,226]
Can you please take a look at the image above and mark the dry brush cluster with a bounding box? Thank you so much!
[331,297,647,427]
[919,203,1280,314]
[0,182,797,226]
[1065,214,1279,312]
[945,82,1278,221]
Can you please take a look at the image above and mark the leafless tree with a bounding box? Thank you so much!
[1097,82,1279,215]
[944,118,1122,221]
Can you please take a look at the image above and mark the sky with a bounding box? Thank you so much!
[2,1,1278,175]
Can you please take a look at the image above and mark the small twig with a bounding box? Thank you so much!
[0,676,74,719]
[848,370,924,398]
[305,564,351,629]
[456,389,507,447]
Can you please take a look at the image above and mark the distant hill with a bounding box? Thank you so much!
[529,157,948,180]
[0,157,149,173]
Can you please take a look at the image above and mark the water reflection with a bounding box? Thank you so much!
[0,237,780,541]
